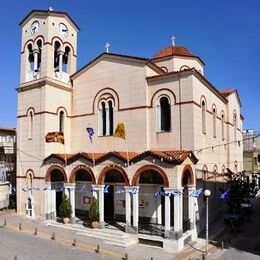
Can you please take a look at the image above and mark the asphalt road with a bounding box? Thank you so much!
[0,227,112,260]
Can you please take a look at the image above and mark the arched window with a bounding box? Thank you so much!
[202,100,206,134]
[36,39,42,72]
[212,107,216,138]
[54,41,61,71]
[59,111,65,133]
[63,46,71,73]
[28,110,34,140]
[221,112,225,141]
[98,98,114,137]
[233,111,237,141]
[27,43,34,72]
[157,96,171,132]
[108,100,114,135]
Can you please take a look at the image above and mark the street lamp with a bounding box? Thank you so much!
[204,189,211,255]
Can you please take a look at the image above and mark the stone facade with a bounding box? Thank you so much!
[16,9,243,251]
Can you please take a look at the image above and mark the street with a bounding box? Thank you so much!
[0,227,111,260]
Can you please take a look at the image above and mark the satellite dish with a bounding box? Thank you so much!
[48,7,54,11]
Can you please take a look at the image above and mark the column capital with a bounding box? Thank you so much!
[91,184,105,191]
[64,183,76,189]
[33,48,40,54]
[57,50,64,55]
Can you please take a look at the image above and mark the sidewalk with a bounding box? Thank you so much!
[0,210,230,260]
[0,211,175,260]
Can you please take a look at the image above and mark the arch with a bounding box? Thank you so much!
[212,105,217,138]
[180,65,190,71]
[25,169,35,179]
[63,41,76,57]
[26,107,35,116]
[45,165,67,183]
[213,165,218,174]
[221,111,225,140]
[150,88,176,107]
[160,66,168,73]
[98,165,129,185]
[202,164,208,180]
[157,95,171,132]
[93,88,119,114]
[56,106,68,117]
[132,165,169,187]
[181,165,194,187]
[201,97,207,134]
[69,165,96,184]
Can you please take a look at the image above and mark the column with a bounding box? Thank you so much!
[91,185,105,228]
[157,196,162,225]
[58,50,64,80]
[105,107,110,136]
[44,183,52,219]
[64,183,76,223]
[132,186,139,230]
[124,186,132,233]
[188,185,196,230]
[164,188,175,238]
[33,49,39,72]
[173,189,183,239]
[124,187,131,225]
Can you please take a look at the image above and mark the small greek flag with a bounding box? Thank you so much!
[189,188,203,197]
[155,191,165,197]
[131,188,137,195]
[220,189,230,199]
[86,127,94,143]
[104,185,109,193]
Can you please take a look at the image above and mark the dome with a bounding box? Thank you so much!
[153,45,194,59]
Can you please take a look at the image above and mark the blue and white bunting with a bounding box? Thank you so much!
[189,188,203,197]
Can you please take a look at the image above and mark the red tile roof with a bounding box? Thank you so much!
[153,46,194,59]
[44,150,198,165]
[219,88,242,107]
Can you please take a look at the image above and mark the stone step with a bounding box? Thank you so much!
[45,221,138,247]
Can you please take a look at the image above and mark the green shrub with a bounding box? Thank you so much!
[59,194,72,218]
[89,197,99,222]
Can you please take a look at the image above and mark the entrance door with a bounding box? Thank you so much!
[56,191,63,217]
[104,185,114,221]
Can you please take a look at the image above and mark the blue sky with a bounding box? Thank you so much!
[0,0,259,130]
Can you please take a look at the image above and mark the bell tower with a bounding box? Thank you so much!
[16,9,79,217]
[19,8,79,84]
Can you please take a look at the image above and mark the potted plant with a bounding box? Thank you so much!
[59,194,72,224]
[89,197,100,228]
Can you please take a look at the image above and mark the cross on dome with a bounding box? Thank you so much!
[171,35,176,46]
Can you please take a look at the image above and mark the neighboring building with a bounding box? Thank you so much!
[0,181,10,209]
[0,127,16,209]
[243,129,260,173]
[0,127,16,185]
[16,9,243,251]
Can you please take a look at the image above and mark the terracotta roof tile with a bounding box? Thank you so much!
[153,46,194,59]
[44,150,197,165]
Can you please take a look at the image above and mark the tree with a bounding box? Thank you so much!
[224,169,259,214]
[89,197,100,222]
[59,194,72,218]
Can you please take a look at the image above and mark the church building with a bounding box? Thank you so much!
[16,9,243,251]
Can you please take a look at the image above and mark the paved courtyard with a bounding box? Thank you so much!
[0,227,111,260]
